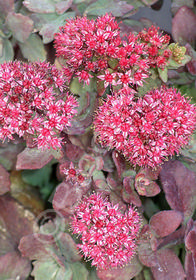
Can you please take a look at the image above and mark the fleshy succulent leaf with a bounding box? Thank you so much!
[23,0,56,13]
[84,0,134,17]
[69,262,89,280]
[19,33,47,61]
[122,176,142,206]
[150,248,186,280]
[0,251,31,280]
[159,160,196,220]
[31,259,73,280]
[96,256,142,280]
[149,210,183,237]
[185,43,196,75]
[6,12,34,43]
[16,147,54,170]
[172,6,196,45]
[57,232,81,263]
[135,168,161,197]
[0,38,14,63]
[0,0,14,15]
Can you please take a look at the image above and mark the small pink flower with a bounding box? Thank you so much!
[71,193,141,269]
[97,69,117,88]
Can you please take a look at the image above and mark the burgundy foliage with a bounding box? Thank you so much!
[0,3,195,280]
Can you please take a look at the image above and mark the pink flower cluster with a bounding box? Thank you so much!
[61,162,85,184]
[94,87,196,168]
[138,26,171,69]
[0,61,78,149]
[54,14,171,89]
[72,193,141,269]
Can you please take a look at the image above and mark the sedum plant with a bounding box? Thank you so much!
[0,2,196,280]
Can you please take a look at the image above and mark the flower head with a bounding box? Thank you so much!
[54,14,121,84]
[0,61,78,149]
[94,86,196,167]
[71,193,141,269]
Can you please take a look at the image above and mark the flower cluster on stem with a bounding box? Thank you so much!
[54,14,171,91]
[94,86,196,168]
[72,192,141,269]
[0,61,78,149]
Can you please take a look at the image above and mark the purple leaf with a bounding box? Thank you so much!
[53,182,78,218]
[97,256,142,280]
[0,195,34,245]
[0,195,35,279]
[159,160,196,219]
[112,150,126,178]
[16,147,54,170]
[149,210,183,237]
[0,142,24,171]
[0,0,14,15]
[138,241,158,267]
[138,225,158,267]
[78,154,96,172]
[151,248,186,280]
[171,0,194,15]
[53,181,90,219]
[6,12,34,43]
[185,252,196,280]
[67,91,97,135]
[135,168,161,197]
[65,143,85,162]
[172,6,196,45]
[55,0,73,14]
[0,251,31,280]
[157,226,185,250]
[185,219,196,254]
[0,164,10,195]
[122,176,142,206]
[186,43,196,75]
[19,234,57,261]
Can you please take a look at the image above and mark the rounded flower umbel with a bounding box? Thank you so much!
[0,61,78,149]
[71,193,141,269]
[94,86,196,168]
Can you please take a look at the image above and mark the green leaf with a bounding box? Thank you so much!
[23,0,56,13]
[6,12,34,43]
[0,38,14,63]
[57,233,81,263]
[168,55,191,69]
[84,0,134,17]
[158,67,168,83]
[137,69,161,97]
[22,161,57,200]
[19,34,47,61]
[32,259,73,280]
[39,12,75,44]
[70,262,88,280]
[0,0,14,17]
